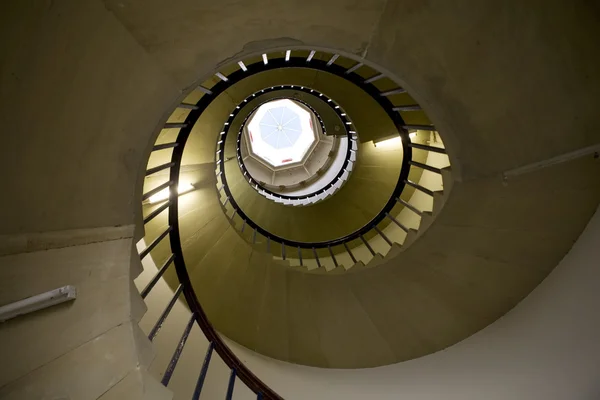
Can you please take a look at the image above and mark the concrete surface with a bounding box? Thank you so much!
[2,0,600,397]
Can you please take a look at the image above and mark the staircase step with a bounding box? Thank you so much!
[432,190,446,216]
[325,264,349,274]
[402,229,420,249]
[417,211,435,233]
[386,243,403,259]
[98,368,173,400]
[441,166,454,194]
[344,260,366,271]
[365,253,385,269]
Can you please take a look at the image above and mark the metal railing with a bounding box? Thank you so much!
[226,85,356,205]
[209,50,448,268]
[138,186,281,398]
[137,48,450,399]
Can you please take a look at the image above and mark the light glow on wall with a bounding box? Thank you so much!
[373,133,416,148]
[374,136,402,148]
[148,182,194,204]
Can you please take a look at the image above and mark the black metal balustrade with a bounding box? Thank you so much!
[137,48,449,399]
[211,52,446,268]
[137,220,281,399]
[227,85,356,204]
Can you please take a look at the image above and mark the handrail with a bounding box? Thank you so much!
[227,85,354,202]
[211,56,412,250]
[156,51,409,396]
[137,48,447,399]
[168,122,282,398]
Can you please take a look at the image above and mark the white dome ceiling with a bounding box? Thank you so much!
[247,99,316,167]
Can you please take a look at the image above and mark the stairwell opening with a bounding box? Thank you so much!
[138,48,457,378]
[239,93,353,204]
[233,85,357,206]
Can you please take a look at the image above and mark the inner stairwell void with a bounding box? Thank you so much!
[140,49,456,372]
[2,2,600,400]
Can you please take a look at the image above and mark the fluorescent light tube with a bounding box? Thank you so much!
[0,285,77,322]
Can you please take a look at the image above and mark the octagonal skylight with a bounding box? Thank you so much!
[247,99,316,167]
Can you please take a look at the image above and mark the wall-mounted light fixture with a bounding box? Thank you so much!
[148,182,195,204]
[373,132,417,148]
[374,136,401,147]
[0,285,77,322]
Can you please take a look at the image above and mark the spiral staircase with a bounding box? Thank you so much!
[134,45,600,398]
[2,2,600,400]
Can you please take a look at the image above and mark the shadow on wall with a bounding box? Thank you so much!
[225,205,600,400]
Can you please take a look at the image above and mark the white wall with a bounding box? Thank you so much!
[227,205,600,400]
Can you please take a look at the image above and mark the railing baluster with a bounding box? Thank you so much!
[405,179,434,196]
[380,88,406,96]
[312,248,321,268]
[409,160,443,174]
[152,142,179,151]
[403,124,435,131]
[365,73,384,83]
[326,54,339,66]
[392,105,422,112]
[198,86,213,95]
[225,368,237,400]
[141,254,175,299]
[134,55,452,399]
[408,142,447,154]
[191,342,215,400]
[373,226,393,246]
[163,123,188,129]
[215,72,229,82]
[142,181,174,201]
[343,242,357,264]
[385,212,409,233]
[149,284,183,341]
[397,198,423,216]
[328,245,338,267]
[360,235,376,256]
[178,103,199,110]
[143,201,171,224]
[161,313,196,386]
[241,219,246,233]
[140,226,172,259]
[345,62,363,74]
[145,162,175,177]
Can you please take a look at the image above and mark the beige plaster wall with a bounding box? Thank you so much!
[0,1,179,236]
[2,0,600,396]
[0,227,165,399]
[0,2,182,397]
[225,204,600,400]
